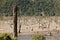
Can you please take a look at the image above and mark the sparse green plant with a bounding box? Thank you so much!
[12,37,18,40]
[0,33,18,40]
[32,34,44,40]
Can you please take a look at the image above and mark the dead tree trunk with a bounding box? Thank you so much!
[13,5,18,37]
[19,24,21,33]
[19,10,21,33]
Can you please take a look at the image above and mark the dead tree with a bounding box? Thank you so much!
[19,24,21,33]
[19,10,21,33]
[13,5,18,37]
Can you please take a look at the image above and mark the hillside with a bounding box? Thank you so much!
[0,0,60,16]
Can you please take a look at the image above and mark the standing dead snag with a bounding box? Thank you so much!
[19,24,21,33]
[13,5,18,37]
[19,10,21,33]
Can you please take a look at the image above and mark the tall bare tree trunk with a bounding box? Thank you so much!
[13,5,18,37]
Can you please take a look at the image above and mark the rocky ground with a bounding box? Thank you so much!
[0,16,60,36]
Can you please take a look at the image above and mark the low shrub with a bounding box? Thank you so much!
[0,33,12,40]
[32,34,45,40]
[0,33,18,40]
[12,37,18,40]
